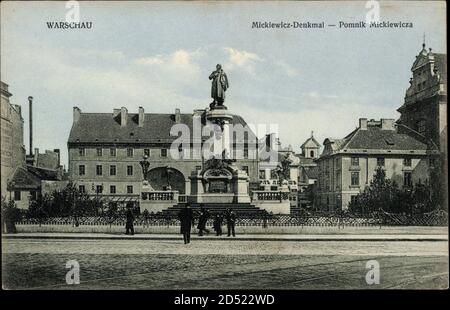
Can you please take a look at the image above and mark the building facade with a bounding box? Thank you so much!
[397,44,447,209]
[1,81,26,198]
[316,118,439,211]
[68,107,259,204]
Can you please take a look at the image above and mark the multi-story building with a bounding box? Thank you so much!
[315,118,439,211]
[68,107,259,204]
[397,43,446,150]
[1,81,26,198]
[397,43,447,208]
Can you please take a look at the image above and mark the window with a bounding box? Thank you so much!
[310,150,314,158]
[403,158,412,167]
[270,170,278,179]
[96,165,103,176]
[377,157,385,167]
[160,149,167,157]
[110,165,116,176]
[110,148,116,157]
[144,149,150,157]
[14,191,21,201]
[79,148,85,156]
[242,166,249,175]
[30,191,38,201]
[127,165,133,176]
[127,148,133,157]
[127,185,133,194]
[79,165,85,176]
[350,195,358,204]
[351,172,359,186]
[110,185,116,194]
[79,185,85,193]
[417,119,426,135]
[259,170,266,179]
[335,170,341,187]
[403,172,412,187]
[351,157,359,166]
[96,148,102,156]
[243,149,249,159]
[96,185,103,194]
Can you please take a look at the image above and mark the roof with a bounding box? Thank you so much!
[321,122,437,157]
[26,165,60,181]
[8,165,61,190]
[68,112,258,145]
[8,167,41,190]
[304,166,319,179]
[300,136,321,149]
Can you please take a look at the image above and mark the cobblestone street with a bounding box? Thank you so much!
[2,238,448,289]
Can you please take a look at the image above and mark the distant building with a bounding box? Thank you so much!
[1,81,26,198]
[26,148,62,170]
[7,165,66,209]
[288,133,320,208]
[315,118,439,211]
[67,107,259,205]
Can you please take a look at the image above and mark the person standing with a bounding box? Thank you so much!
[125,206,135,235]
[197,205,210,236]
[213,214,223,236]
[178,204,193,244]
[225,208,236,237]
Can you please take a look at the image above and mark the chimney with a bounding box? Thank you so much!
[73,107,81,123]
[34,147,39,166]
[53,149,61,167]
[138,107,144,127]
[359,118,368,130]
[381,118,395,130]
[120,107,128,127]
[28,96,33,156]
[175,108,181,123]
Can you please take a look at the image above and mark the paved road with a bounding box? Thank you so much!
[2,238,448,289]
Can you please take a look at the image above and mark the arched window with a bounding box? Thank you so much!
[310,150,314,158]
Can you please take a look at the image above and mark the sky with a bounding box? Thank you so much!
[0,1,446,168]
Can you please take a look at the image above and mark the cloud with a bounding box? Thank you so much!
[274,60,299,77]
[135,49,202,82]
[223,47,263,73]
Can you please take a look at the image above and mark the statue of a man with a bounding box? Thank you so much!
[209,64,229,107]
[139,155,150,181]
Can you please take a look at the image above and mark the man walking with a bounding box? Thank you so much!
[178,204,193,244]
[225,208,236,237]
[197,205,210,236]
[125,206,135,235]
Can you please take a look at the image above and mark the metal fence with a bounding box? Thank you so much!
[16,210,448,227]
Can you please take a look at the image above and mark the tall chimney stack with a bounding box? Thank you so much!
[120,107,128,127]
[138,107,144,127]
[28,96,33,156]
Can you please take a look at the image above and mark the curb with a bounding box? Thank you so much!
[2,235,448,242]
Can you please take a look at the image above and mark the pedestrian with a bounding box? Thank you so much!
[213,214,223,236]
[197,205,210,236]
[178,204,193,244]
[225,208,236,237]
[125,206,135,235]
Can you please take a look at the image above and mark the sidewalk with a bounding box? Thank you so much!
[2,232,448,241]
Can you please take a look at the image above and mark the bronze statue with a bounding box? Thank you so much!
[209,64,229,108]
